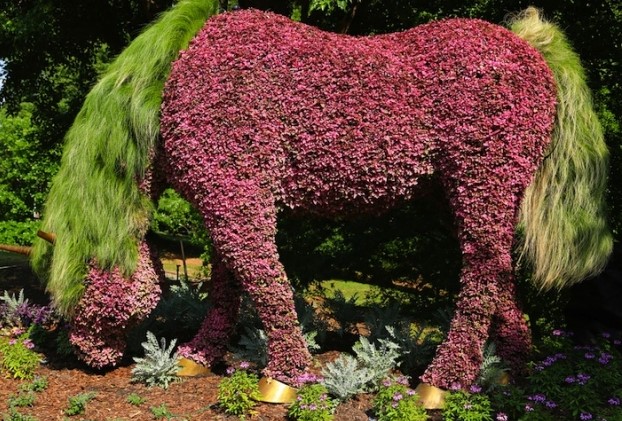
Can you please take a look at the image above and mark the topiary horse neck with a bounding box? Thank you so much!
[31,2,612,390]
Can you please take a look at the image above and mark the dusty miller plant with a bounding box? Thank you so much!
[321,354,373,401]
[131,331,180,389]
[322,334,402,401]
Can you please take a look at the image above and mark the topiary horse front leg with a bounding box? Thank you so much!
[190,176,312,384]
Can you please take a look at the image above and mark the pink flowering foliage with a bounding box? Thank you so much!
[70,241,163,368]
[159,9,557,387]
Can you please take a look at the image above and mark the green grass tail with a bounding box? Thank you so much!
[511,8,613,289]
[31,0,219,315]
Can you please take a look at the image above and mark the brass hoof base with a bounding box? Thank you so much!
[257,377,298,404]
[415,383,446,409]
[176,357,211,377]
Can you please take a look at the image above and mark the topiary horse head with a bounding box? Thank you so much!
[30,0,612,392]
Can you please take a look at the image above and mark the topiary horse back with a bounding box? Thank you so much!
[32,1,611,390]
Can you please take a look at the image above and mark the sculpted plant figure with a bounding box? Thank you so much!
[27,0,611,393]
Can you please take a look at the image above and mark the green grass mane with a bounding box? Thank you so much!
[31,0,219,315]
[512,8,613,289]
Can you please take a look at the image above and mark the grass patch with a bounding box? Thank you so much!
[318,280,374,305]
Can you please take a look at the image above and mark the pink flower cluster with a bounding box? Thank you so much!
[157,9,557,387]
[70,241,163,368]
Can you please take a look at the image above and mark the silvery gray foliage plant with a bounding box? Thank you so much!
[0,289,28,326]
[322,334,402,401]
[321,353,374,401]
[131,331,180,389]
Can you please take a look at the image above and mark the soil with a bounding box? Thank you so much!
[0,256,444,421]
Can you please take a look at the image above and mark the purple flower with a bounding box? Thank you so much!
[565,376,576,384]
[545,400,557,409]
[382,379,392,387]
[450,382,462,391]
[496,413,508,421]
[396,376,409,386]
[608,397,620,406]
[528,393,546,402]
[577,373,591,385]
[239,361,250,369]
[392,393,403,401]
[226,366,235,375]
[598,353,613,365]
[584,352,596,360]
[525,404,534,412]
[469,384,482,394]
[22,339,35,349]
[580,412,593,420]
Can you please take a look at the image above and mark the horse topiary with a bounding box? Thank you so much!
[29,1,611,392]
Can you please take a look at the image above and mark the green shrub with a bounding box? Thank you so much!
[443,388,493,421]
[373,377,427,421]
[217,367,261,419]
[0,333,41,380]
[288,383,337,421]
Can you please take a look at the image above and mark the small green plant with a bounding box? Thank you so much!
[131,331,180,389]
[373,377,428,421]
[217,365,261,419]
[2,409,38,421]
[150,403,174,419]
[7,393,35,408]
[21,376,48,393]
[443,387,493,421]
[0,333,41,379]
[288,383,337,421]
[64,392,96,416]
[126,393,145,406]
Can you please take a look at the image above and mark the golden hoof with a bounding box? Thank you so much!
[176,357,211,377]
[257,377,297,404]
[415,383,446,409]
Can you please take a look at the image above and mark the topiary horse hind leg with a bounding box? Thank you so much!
[490,280,531,379]
[177,252,242,367]
[420,156,531,390]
